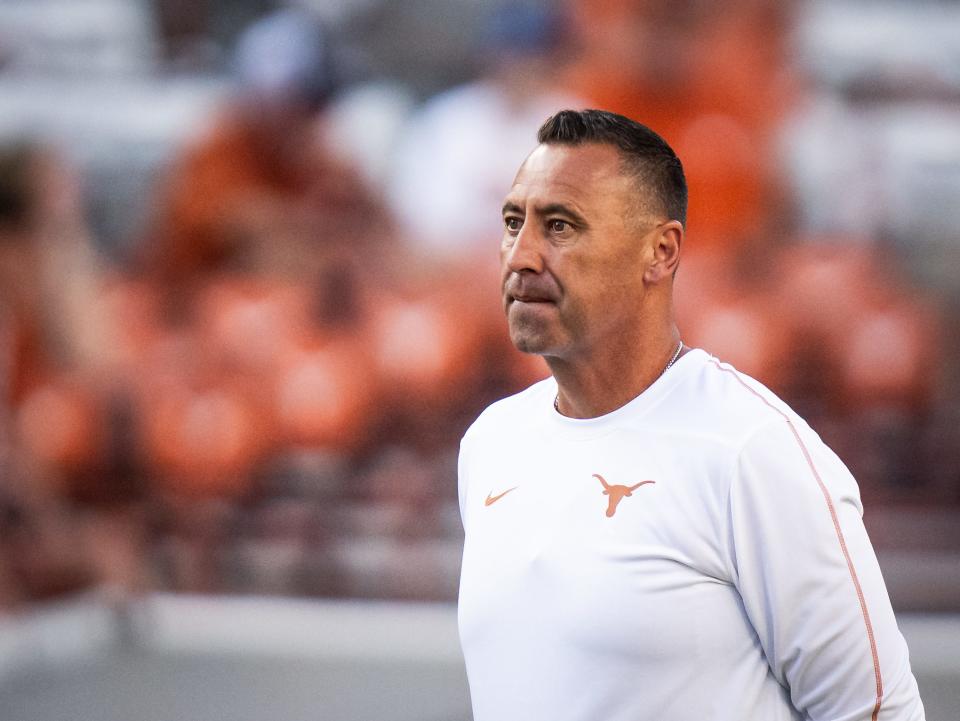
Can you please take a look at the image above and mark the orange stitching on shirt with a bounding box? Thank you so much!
[708,358,883,720]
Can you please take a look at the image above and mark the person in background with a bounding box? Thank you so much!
[141,7,389,299]
[0,141,133,608]
[388,0,582,268]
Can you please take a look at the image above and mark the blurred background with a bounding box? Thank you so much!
[0,0,959,718]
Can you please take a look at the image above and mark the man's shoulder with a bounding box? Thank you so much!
[462,376,554,443]
[678,351,809,448]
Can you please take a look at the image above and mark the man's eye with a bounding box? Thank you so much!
[504,217,522,232]
[549,219,570,233]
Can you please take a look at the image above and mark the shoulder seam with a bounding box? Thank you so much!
[704,357,788,446]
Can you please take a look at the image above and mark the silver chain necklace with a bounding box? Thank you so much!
[553,341,684,413]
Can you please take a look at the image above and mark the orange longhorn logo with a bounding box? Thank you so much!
[593,474,655,517]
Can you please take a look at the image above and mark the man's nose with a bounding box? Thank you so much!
[503,223,544,274]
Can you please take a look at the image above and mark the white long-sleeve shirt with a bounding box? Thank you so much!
[457,349,924,721]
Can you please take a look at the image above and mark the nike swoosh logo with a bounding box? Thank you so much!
[485,487,518,506]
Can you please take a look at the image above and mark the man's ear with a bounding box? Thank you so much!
[644,221,683,283]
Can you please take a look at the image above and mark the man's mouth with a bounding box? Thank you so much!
[504,276,559,307]
[512,294,554,304]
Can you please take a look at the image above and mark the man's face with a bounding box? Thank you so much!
[500,142,655,359]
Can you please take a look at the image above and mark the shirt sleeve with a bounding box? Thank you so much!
[726,417,925,721]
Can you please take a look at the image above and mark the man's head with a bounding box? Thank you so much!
[536,109,687,226]
[500,109,686,361]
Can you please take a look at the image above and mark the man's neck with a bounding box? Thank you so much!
[547,328,684,419]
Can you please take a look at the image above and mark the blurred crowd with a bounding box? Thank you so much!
[1,0,959,612]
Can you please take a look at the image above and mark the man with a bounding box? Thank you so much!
[457,109,924,720]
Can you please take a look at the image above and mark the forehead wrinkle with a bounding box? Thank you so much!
[534,202,589,226]
[504,178,593,215]
[506,143,640,225]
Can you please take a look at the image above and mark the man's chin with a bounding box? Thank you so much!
[506,300,569,354]
[508,327,556,356]
[512,338,547,355]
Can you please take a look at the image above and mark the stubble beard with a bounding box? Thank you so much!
[511,331,547,355]
[507,307,561,356]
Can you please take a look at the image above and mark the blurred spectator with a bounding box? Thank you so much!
[387,0,583,266]
[120,9,401,503]
[0,142,112,496]
[0,140,142,609]
[0,144,106,399]
[564,0,796,253]
[141,8,390,298]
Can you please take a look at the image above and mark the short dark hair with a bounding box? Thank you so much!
[537,109,687,225]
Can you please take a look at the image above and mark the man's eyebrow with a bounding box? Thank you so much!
[500,201,589,227]
[538,203,588,226]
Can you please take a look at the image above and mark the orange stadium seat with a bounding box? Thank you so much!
[272,335,378,453]
[16,375,106,484]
